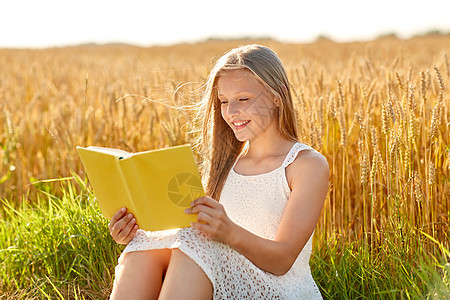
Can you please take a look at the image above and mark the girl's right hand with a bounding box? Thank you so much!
[108,207,139,245]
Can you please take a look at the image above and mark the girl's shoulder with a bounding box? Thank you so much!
[285,145,329,188]
[285,143,327,167]
[289,144,328,172]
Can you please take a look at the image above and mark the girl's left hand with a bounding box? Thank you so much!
[185,196,237,244]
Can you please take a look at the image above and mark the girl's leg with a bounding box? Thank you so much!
[159,249,213,300]
[110,249,171,300]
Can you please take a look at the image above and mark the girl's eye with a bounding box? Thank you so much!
[239,98,249,102]
[219,100,228,105]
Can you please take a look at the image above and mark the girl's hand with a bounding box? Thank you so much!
[108,207,139,245]
[185,196,237,244]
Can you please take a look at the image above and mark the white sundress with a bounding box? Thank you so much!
[116,142,323,299]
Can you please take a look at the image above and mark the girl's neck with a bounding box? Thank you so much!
[244,135,295,160]
[238,112,296,160]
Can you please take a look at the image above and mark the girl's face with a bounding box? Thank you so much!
[217,69,279,142]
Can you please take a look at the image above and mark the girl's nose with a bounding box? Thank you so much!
[227,101,239,117]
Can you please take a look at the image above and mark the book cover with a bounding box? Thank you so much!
[76,144,204,231]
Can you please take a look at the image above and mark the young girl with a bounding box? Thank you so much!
[108,44,329,299]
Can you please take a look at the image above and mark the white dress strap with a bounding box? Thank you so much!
[281,142,314,168]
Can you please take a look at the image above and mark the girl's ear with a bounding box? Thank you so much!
[273,95,281,107]
[275,83,288,107]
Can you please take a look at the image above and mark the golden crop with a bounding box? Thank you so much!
[0,37,448,254]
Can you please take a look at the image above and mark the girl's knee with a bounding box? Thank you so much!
[122,249,171,265]
[116,249,172,279]
[160,250,213,299]
[112,249,172,299]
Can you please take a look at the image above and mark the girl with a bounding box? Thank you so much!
[108,44,329,299]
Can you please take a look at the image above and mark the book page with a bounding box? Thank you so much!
[85,146,130,158]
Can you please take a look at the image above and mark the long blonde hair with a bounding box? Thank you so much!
[194,44,299,200]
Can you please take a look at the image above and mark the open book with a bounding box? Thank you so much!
[76,144,204,231]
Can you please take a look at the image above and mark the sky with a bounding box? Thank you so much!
[1,0,449,48]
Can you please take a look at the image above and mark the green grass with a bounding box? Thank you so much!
[311,237,449,299]
[0,175,123,299]
[0,176,448,299]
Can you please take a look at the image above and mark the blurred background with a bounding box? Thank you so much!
[1,0,449,48]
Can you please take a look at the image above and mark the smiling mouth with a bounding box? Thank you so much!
[232,120,250,129]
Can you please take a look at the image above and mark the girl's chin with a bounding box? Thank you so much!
[235,136,248,142]
[233,132,251,142]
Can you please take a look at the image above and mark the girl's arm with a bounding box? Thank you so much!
[187,150,329,276]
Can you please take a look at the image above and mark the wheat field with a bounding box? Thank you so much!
[0,36,449,297]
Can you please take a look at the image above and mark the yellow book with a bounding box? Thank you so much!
[76,144,204,231]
